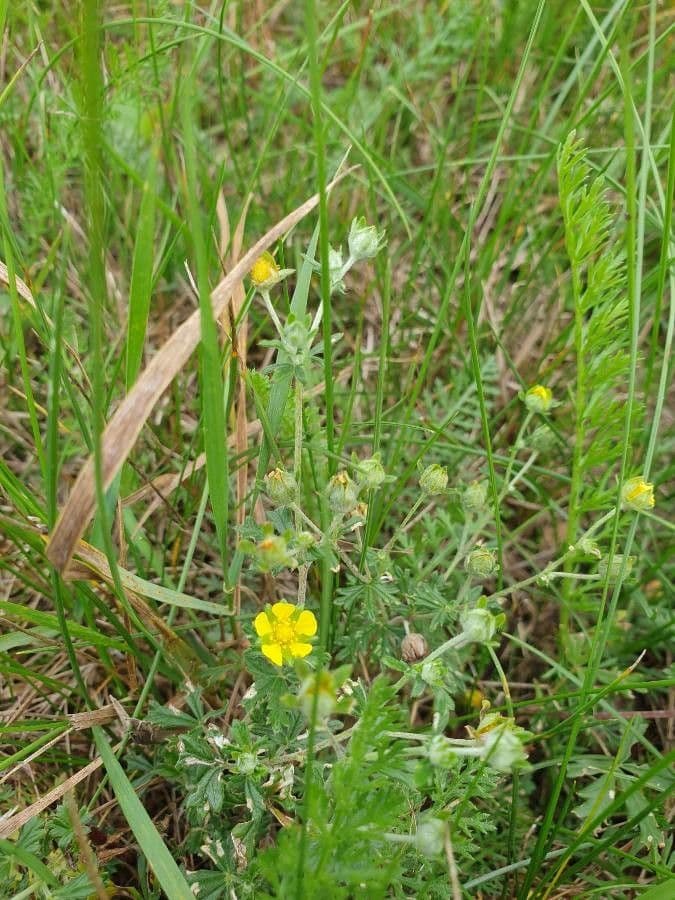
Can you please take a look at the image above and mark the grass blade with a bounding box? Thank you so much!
[93,728,194,900]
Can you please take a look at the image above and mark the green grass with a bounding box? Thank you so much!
[0,1,673,897]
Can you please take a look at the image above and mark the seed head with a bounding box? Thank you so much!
[401,632,429,663]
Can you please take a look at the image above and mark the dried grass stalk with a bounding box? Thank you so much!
[47,172,353,571]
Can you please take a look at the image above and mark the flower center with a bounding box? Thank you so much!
[273,622,295,645]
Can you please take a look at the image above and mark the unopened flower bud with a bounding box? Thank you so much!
[475,715,528,773]
[347,216,386,262]
[459,607,497,644]
[621,476,655,512]
[282,319,311,355]
[530,424,556,453]
[242,532,297,571]
[328,245,346,294]
[414,818,445,857]
[419,463,448,496]
[401,632,428,663]
[524,384,554,414]
[263,468,298,507]
[294,531,316,553]
[299,670,336,720]
[327,471,359,515]
[356,454,387,490]
[465,547,498,579]
[463,480,488,512]
[598,554,635,583]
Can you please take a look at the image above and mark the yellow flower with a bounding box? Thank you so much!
[253,601,317,667]
[621,476,655,512]
[524,384,553,414]
[250,251,280,287]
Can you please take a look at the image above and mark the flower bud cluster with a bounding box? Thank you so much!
[320,216,386,296]
[239,524,316,573]
[324,453,394,519]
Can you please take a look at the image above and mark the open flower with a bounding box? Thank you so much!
[621,476,655,512]
[254,602,317,666]
[250,251,294,291]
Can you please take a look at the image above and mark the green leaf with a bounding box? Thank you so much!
[0,599,125,649]
[93,728,194,900]
[0,837,59,888]
[180,79,229,574]
[125,150,157,389]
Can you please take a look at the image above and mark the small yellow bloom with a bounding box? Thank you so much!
[465,688,484,711]
[524,384,553,414]
[621,476,655,512]
[253,601,317,667]
[250,251,280,288]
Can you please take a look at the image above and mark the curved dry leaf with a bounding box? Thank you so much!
[0,259,36,306]
[46,170,355,572]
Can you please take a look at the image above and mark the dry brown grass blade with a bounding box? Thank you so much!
[46,169,355,572]
[64,540,201,670]
[121,365,354,524]
[69,705,118,730]
[216,192,231,262]
[0,259,37,306]
[0,754,104,839]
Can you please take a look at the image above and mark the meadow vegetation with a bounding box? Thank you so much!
[0,1,673,897]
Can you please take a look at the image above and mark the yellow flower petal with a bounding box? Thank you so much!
[295,610,318,638]
[254,611,272,637]
[261,642,283,666]
[290,642,313,659]
[271,601,295,621]
[250,251,279,286]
